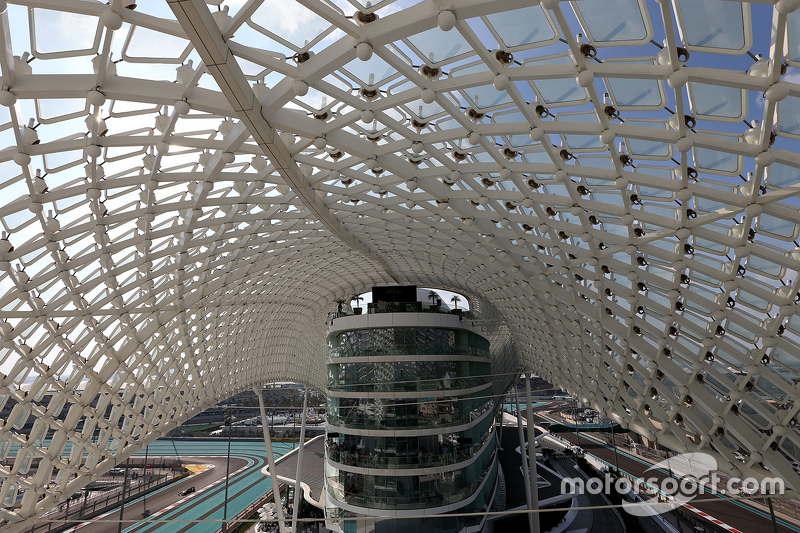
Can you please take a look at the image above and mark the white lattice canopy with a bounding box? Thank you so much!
[2,0,800,528]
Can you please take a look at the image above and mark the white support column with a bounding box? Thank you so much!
[514,388,534,533]
[291,389,309,533]
[255,387,289,533]
[525,375,541,533]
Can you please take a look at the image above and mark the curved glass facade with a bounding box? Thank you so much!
[326,416,496,470]
[326,462,499,533]
[326,443,497,509]
[328,327,491,359]
[326,390,494,430]
[328,360,492,393]
[324,316,498,533]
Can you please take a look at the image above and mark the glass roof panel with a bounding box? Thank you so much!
[604,60,664,109]
[464,84,513,110]
[484,6,558,48]
[571,0,652,45]
[36,98,88,123]
[123,26,192,63]
[340,53,398,87]
[31,8,100,57]
[406,26,473,64]
[624,120,671,158]
[688,82,746,121]
[527,56,588,105]
[788,9,800,66]
[777,95,800,138]
[558,112,604,150]
[693,133,742,174]
[767,163,800,188]
[674,0,750,53]
[757,214,798,239]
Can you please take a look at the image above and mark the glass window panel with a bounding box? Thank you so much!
[739,400,770,428]
[529,57,587,105]
[634,165,674,181]
[675,0,747,52]
[694,146,740,174]
[560,112,603,150]
[638,205,676,219]
[757,214,797,239]
[525,151,556,164]
[124,26,191,62]
[789,8,800,64]
[690,82,744,120]
[407,27,472,64]
[341,54,397,87]
[694,238,725,253]
[37,98,88,123]
[543,183,570,197]
[625,124,670,157]
[780,431,800,462]
[32,8,99,56]
[572,0,650,44]
[727,317,759,342]
[592,192,625,207]
[508,134,532,147]
[774,342,800,372]
[754,374,790,402]
[563,133,604,150]
[464,84,513,110]
[696,191,732,212]
[778,95,800,136]
[404,99,444,119]
[767,163,800,188]
[736,289,769,311]
[606,73,663,108]
[747,255,784,278]
[485,6,557,48]
[602,223,628,237]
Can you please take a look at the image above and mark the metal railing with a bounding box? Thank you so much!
[326,435,493,471]
[328,452,497,510]
[327,401,492,431]
[328,344,490,359]
[327,377,491,394]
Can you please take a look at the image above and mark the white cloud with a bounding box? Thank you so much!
[247,1,333,45]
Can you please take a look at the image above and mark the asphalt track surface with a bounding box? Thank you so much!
[534,410,800,533]
[66,440,294,533]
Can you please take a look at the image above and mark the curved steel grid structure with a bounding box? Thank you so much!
[2,0,800,528]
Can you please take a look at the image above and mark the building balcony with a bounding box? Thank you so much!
[324,429,495,471]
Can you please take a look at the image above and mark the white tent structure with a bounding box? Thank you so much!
[1,0,800,528]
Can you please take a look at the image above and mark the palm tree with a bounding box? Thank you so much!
[352,294,363,309]
[450,295,461,310]
[428,291,436,305]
